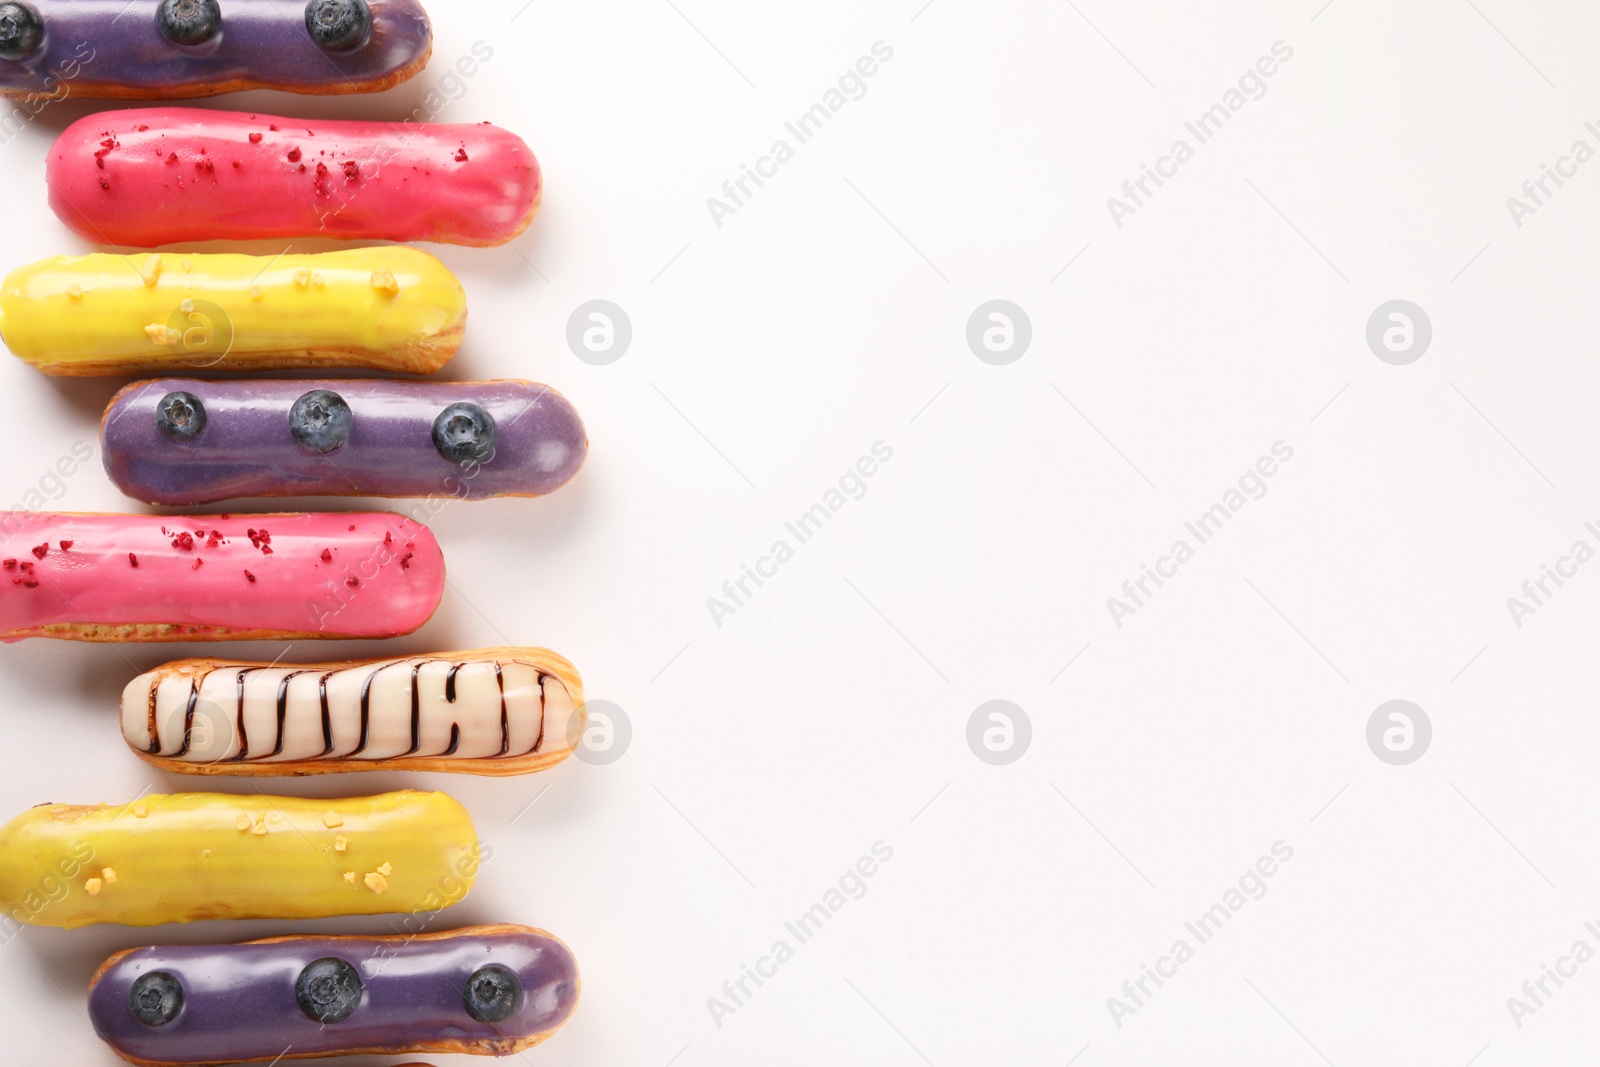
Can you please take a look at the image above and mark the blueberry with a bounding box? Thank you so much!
[432,402,497,466]
[157,0,220,44]
[304,0,369,51]
[156,392,206,441]
[463,964,523,1023]
[289,389,353,453]
[295,958,362,1024]
[129,972,183,1027]
[0,3,42,61]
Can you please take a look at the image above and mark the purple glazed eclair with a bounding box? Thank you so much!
[102,378,588,505]
[0,0,432,100]
[89,924,580,1065]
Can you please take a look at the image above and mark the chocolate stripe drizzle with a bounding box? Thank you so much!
[152,656,558,763]
[495,662,508,757]
[271,671,310,758]
[174,679,200,757]
[230,668,250,761]
[349,664,378,757]
[404,660,422,755]
[319,671,334,755]
[532,672,548,754]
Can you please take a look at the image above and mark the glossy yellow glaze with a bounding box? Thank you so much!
[0,248,466,375]
[0,790,480,928]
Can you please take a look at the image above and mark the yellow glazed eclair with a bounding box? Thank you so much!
[0,790,479,928]
[0,248,466,376]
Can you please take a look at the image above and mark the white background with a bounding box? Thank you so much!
[1,0,1598,1063]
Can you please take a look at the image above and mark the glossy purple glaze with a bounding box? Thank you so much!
[89,925,580,1064]
[0,0,431,98]
[102,378,589,505]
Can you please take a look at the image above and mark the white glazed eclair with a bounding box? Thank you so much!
[121,648,583,776]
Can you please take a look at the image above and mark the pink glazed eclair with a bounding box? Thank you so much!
[0,511,442,642]
[48,108,541,247]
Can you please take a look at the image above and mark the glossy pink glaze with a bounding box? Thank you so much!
[48,108,541,247]
[0,512,443,642]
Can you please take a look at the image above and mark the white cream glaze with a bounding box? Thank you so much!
[122,655,579,766]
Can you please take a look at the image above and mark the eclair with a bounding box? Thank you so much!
[0,511,443,642]
[123,648,585,776]
[102,379,587,505]
[0,248,466,376]
[0,790,479,927]
[89,924,578,1065]
[51,107,540,247]
[0,0,432,99]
